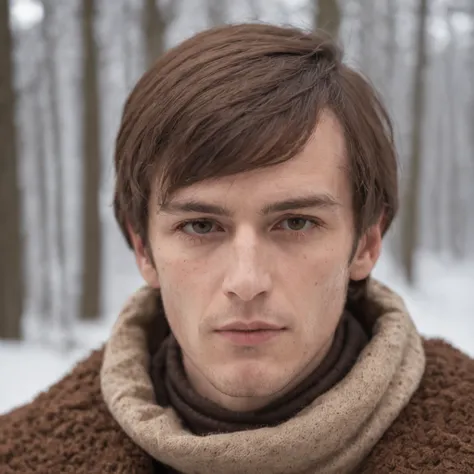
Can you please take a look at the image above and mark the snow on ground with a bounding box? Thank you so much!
[374,252,474,357]
[0,342,92,414]
[1,252,473,415]
[0,310,124,416]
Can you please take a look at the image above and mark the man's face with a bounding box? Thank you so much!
[133,111,381,411]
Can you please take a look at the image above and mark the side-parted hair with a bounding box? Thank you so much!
[113,23,398,313]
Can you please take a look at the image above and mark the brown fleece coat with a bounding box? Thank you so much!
[0,339,473,473]
[99,282,426,474]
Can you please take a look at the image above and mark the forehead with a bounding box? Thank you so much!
[164,111,349,207]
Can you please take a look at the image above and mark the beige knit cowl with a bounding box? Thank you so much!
[101,279,425,474]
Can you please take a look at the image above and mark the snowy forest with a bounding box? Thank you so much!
[1,0,473,413]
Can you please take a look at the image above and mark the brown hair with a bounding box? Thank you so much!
[113,23,398,264]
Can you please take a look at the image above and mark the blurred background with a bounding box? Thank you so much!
[1,0,473,413]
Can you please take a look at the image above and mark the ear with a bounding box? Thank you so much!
[127,222,160,289]
[349,220,383,281]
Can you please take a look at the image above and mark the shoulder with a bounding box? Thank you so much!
[360,338,474,473]
[0,348,153,474]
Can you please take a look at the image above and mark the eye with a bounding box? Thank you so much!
[181,220,219,235]
[279,217,316,232]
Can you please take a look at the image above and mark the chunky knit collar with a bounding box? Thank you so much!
[150,311,368,436]
[101,279,425,474]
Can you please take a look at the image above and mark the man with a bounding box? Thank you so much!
[1,23,473,474]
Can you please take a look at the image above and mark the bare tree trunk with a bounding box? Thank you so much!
[42,1,72,348]
[122,0,134,89]
[0,0,23,339]
[445,13,464,259]
[384,0,397,107]
[143,0,165,69]
[358,0,374,77]
[433,87,445,254]
[80,0,102,320]
[207,0,227,26]
[401,0,429,284]
[34,80,52,321]
[246,0,261,21]
[314,0,341,40]
[469,2,474,256]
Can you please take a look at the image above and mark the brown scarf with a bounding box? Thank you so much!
[150,312,368,436]
[101,280,425,474]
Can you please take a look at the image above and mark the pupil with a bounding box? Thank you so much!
[289,218,305,230]
[193,221,212,234]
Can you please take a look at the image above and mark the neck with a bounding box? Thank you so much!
[102,280,426,474]
[182,335,335,412]
[150,309,369,438]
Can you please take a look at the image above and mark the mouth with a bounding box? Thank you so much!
[215,321,287,346]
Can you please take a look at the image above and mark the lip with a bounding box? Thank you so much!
[216,329,284,345]
[218,321,284,331]
[215,321,286,346]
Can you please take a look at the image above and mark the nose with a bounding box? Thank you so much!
[221,228,272,302]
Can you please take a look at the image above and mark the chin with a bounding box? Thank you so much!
[213,361,292,398]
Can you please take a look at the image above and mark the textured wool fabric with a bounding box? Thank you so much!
[357,339,474,474]
[150,311,368,435]
[1,296,474,472]
[0,349,154,474]
[99,279,426,474]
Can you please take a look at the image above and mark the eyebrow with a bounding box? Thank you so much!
[159,193,341,217]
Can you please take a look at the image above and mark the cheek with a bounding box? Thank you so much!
[153,253,208,346]
[295,245,350,326]
[314,256,350,309]
[299,239,351,284]
[153,243,192,290]
[159,287,200,357]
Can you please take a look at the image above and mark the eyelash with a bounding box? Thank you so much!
[174,216,324,244]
